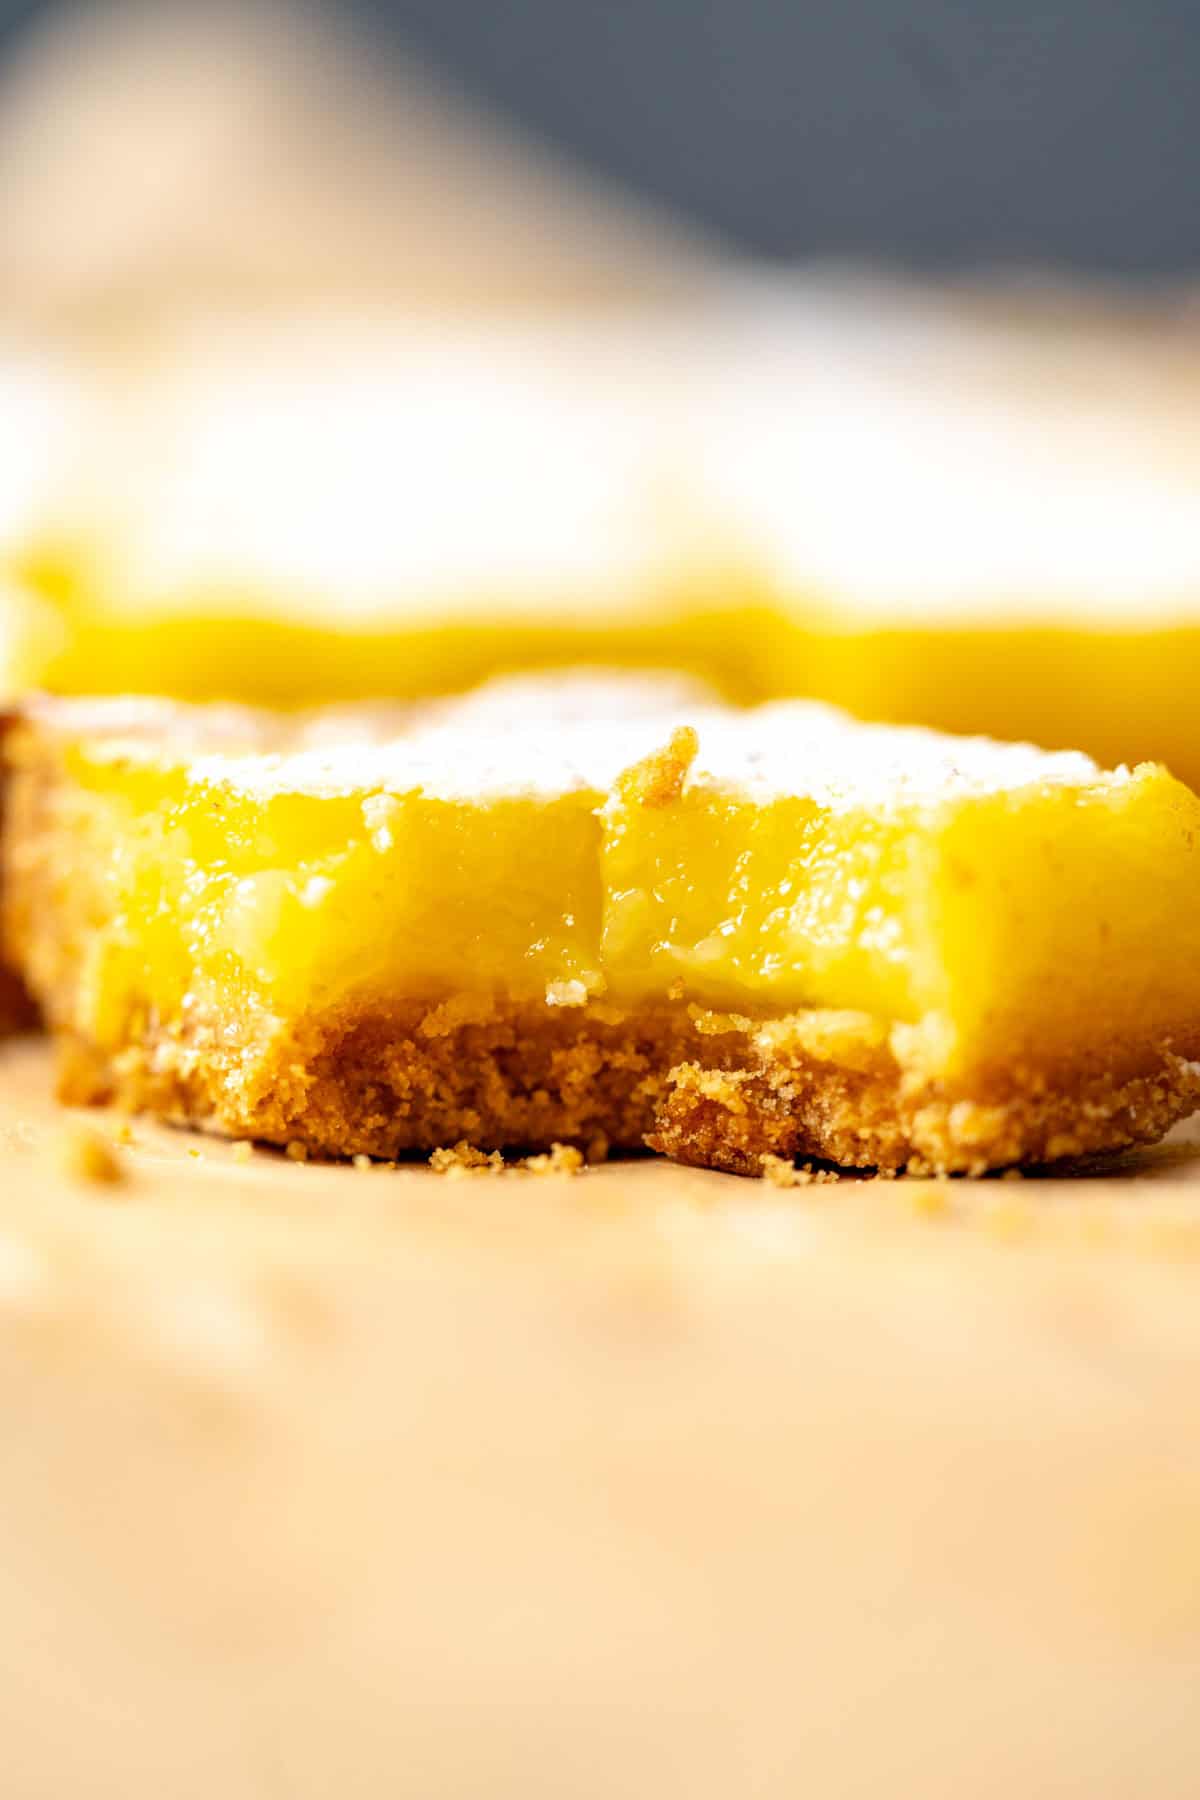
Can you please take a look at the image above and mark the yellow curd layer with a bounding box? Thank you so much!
[20,678,1200,1088]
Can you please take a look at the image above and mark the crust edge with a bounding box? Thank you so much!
[51,997,1200,1177]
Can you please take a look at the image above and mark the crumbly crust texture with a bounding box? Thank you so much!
[49,995,1200,1177]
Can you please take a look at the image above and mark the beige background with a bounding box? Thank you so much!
[2,1034,1200,1797]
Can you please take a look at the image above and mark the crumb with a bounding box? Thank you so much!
[285,1140,309,1163]
[760,1153,839,1188]
[428,1140,586,1178]
[229,1140,254,1165]
[1001,1166,1025,1181]
[429,1141,505,1176]
[58,1123,126,1187]
[187,1146,203,1161]
[616,725,699,808]
[113,1119,136,1147]
[352,1153,373,1171]
[520,1142,585,1177]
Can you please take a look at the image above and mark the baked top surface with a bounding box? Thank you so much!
[27,672,1109,805]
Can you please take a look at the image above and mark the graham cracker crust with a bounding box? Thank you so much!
[51,995,1200,1177]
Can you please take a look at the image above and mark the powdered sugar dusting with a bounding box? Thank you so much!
[51,671,1121,813]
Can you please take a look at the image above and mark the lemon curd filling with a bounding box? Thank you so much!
[6,676,1200,1174]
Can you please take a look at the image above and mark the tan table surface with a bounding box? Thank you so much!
[2,1032,1200,1798]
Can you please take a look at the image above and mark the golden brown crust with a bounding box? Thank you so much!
[44,994,1200,1177]
[649,1035,1200,1176]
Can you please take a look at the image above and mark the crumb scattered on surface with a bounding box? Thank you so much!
[521,1142,585,1177]
[760,1153,840,1188]
[187,1146,203,1161]
[429,1139,586,1179]
[352,1153,372,1171]
[113,1120,136,1147]
[429,1141,505,1177]
[230,1140,254,1165]
[58,1123,125,1187]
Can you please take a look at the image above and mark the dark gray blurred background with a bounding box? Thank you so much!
[3,0,1198,274]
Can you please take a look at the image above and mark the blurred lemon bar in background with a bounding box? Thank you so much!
[6,672,1200,1175]
[2,314,768,707]
[5,280,1200,784]
[700,280,1200,782]
[0,6,1197,783]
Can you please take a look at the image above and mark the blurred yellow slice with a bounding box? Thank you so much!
[700,281,1200,780]
[4,315,769,705]
[5,282,1200,782]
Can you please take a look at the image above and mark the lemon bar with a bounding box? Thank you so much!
[5,674,1200,1175]
[3,318,766,707]
[699,281,1200,780]
[6,286,1200,790]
